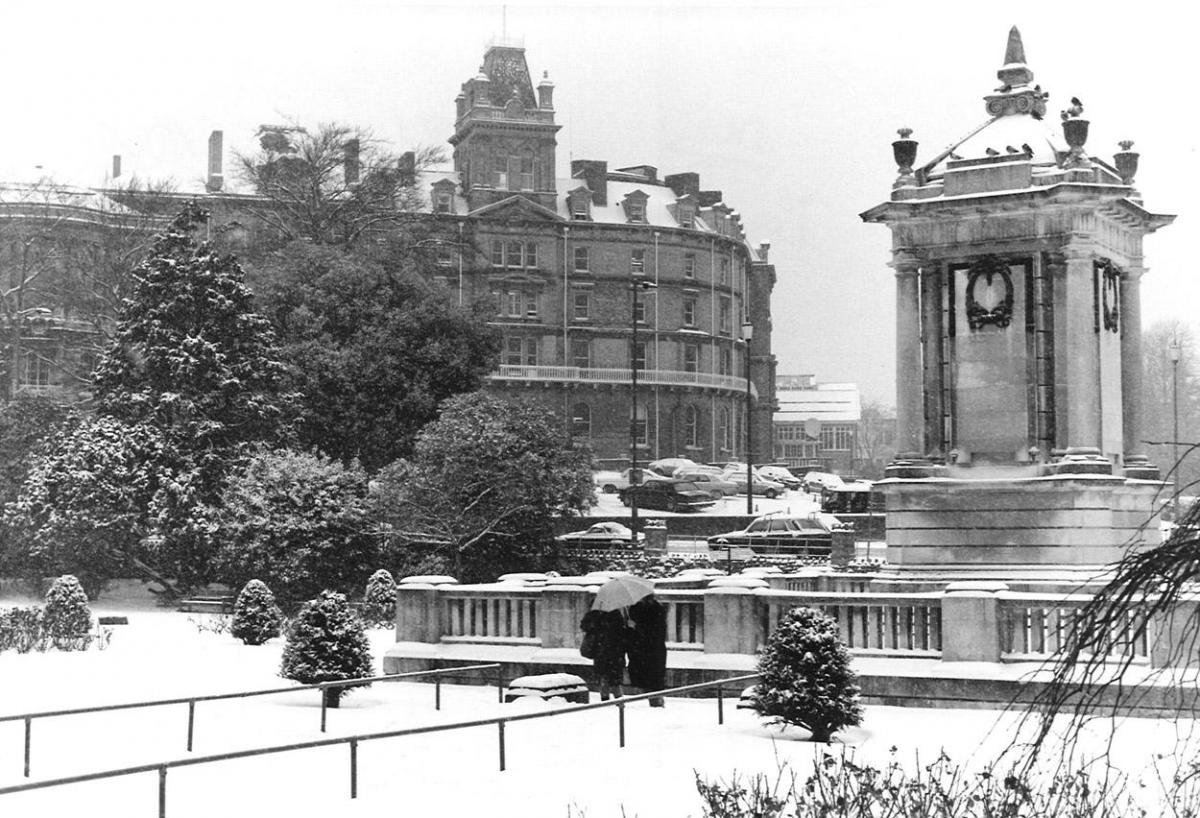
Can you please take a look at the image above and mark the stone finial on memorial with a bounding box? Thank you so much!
[1115,140,1140,185]
[892,128,918,189]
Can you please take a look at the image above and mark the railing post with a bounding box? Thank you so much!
[717,686,724,725]
[496,665,504,703]
[498,720,506,771]
[941,582,1006,662]
[186,700,196,751]
[158,765,168,818]
[23,716,31,777]
[395,583,443,643]
[540,585,591,649]
[350,739,358,799]
[704,588,761,654]
[618,702,626,748]
[320,686,328,732]
[435,671,442,710]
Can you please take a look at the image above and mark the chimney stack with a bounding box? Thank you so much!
[664,172,699,197]
[570,160,608,206]
[206,130,224,193]
[344,139,360,185]
[112,155,122,179]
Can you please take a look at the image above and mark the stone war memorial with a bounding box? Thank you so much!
[386,29,1187,708]
[861,26,1174,575]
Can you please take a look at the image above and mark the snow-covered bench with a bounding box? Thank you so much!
[178,596,235,614]
[504,673,589,704]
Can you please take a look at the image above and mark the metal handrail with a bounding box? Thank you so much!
[0,672,760,817]
[2,663,501,778]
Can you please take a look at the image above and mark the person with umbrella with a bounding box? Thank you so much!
[581,576,650,701]
[628,591,668,707]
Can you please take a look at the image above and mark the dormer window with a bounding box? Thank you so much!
[678,206,694,228]
[622,190,649,224]
[432,181,456,214]
[568,187,593,221]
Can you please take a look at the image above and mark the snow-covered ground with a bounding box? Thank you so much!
[0,585,1186,817]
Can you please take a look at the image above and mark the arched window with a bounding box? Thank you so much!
[572,403,591,438]
[684,405,699,448]
[718,407,731,452]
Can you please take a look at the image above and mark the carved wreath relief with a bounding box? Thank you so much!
[965,255,1014,331]
[1097,258,1121,333]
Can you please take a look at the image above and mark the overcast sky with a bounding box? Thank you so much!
[2,0,1192,404]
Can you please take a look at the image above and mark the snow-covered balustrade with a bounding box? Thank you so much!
[758,590,944,657]
[998,591,1149,663]
[438,585,541,645]
[659,590,704,650]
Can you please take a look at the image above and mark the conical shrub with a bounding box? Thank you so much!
[43,575,92,651]
[362,569,397,627]
[231,579,284,645]
[280,590,373,707]
[750,606,863,742]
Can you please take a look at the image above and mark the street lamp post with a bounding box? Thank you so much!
[743,321,754,515]
[630,277,657,545]
[1169,337,1182,519]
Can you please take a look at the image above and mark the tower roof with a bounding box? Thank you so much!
[480,45,537,108]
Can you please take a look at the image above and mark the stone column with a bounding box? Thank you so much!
[893,253,924,458]
[920,264,944,458]
[1052,244,1111,473]
[1121,267,1155,476]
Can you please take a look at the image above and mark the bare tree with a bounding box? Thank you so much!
[854,399,897,479]
[235,121,445,247]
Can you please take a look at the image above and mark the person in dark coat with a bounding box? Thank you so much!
[580,608,628,700]
[627,594,668,707]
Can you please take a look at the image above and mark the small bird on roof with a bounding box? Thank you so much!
[994,83,1012,93]
[1067,97,1084,117]
[1005,146,1020,154]
[985,148,1000,156]
[1021,143,1033,156]
[948,152,962,160]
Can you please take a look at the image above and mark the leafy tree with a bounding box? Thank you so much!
[211,449,378,605]
[235,121,443,248]
[280,590,373,708]
[362,569,397,627]
[231,579,284,645]
[750,606,863,743]
[248,241,498,469]
[3,415,170,597]
[372,392,595,582]
[43,574,92,650]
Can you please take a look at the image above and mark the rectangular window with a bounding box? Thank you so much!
[524,338,539,366]
[21,352,50,386]
[571,339,591,369]
[505,291,522,318]
[683,253,696,278]
[628,200,646,223]
[524,242,538,268]
[571,196,589,220]
[434,190,453,214]
[572,291,590,320]
[520,156,535,190]
[573,246,589,272]
[819,424,855,451]
[718,297,731,335]
[683,344,699,373]
[491,240,505,267]
[504,337,523,366]
[494,157,508,189]
[631,249,645,274]
[679,208,694,228]
[719,347,732,376]
[632,341,647,370]
[525,292,539,318]
[436,246,455,267]
[634,299,646,324]
[506,240,522,268]
[720,258,730,286]
[683,297,696,327]
[506,156,521,191]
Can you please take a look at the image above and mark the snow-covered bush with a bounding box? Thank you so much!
[280,591,373,707]
[750,606,862,742]
[0,606,49,653]
[43,574,92,650]
[231,579,284,645]
[361,569,397,627]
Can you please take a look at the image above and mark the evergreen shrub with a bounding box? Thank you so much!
[750,606,862,742]
[0,607,49,653]
[231,579,284,645]
[280,591,373,707]
[362,569,397,627]
[43,575,92,650]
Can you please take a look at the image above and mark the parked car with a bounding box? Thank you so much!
[556,521,644,547]
[594,468,657,494]
[721,469,786,498]
[618,479,716,512]
[674,470,739,499]
[820,481,875,514]
[802,471,845,494]
[648,457,701,476]
[706,511,840,556]
[757,465,803,490]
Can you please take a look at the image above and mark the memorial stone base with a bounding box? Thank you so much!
[877,473,1165,571]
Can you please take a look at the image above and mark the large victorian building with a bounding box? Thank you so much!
[418,43,778,466]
